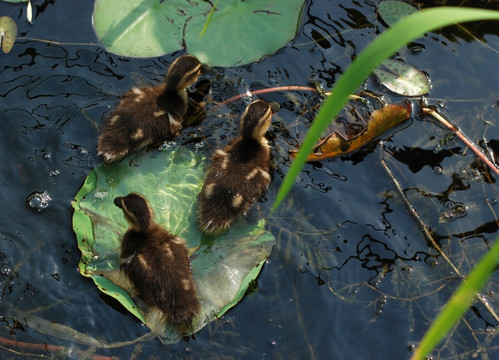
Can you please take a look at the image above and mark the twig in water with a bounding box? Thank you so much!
[379,144,499,323]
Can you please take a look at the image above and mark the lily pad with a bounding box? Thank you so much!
[92,0,211,58]
[185,0,305,67]
[373,59,430,96]
[378,0,417,27]
[0,16,17,54]
[72,146,275,343]
[92,0,305,66]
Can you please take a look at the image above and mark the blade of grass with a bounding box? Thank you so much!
[199,0,220,38]
[272,7,499,211]
[410,234,499,360]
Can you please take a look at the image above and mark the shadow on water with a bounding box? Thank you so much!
[0,0,498,359]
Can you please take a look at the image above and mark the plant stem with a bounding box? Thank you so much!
[216,86,320,106]
[422,107,499,176]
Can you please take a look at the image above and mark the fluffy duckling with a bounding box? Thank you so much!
[98,55,210,163]
[198,100,279,234]
[114,193,200,324]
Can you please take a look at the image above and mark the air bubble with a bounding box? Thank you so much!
[440,203,467,222]
[26,190,52,213]
[433,166,443,175]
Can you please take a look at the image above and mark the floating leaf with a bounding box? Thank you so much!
[290,102,411,161]
[0,16,17,54]
[92,0,305,66]
[185,0,305,67]
[92,0,211,58]
[72,147,275,343]
[378,0,417,27]
[373,59,430,96]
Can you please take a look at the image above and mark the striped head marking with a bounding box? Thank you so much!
[240,100,279,141]
[166,54,210,92]
[114,193,153,232]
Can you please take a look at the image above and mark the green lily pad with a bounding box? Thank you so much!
[185,0,305,67]
[93,0,211,58]
[72,146,275,343]
[92,0,305,66]
[0,16,17,54]
[373,59,430,96]
[378,0,417,27]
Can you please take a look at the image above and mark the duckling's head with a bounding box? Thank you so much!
[240,100,280,142]
[166,54,211,92]
[114,193,153,232]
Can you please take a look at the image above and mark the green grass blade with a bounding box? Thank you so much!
[199,0,219,38]
[410,235,499,360]
[272,7,499,211]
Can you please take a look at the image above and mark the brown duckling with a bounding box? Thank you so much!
[98,55,210,163]
[197,100,279,234]
[114,193,200,324]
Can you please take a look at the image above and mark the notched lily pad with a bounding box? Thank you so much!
[92,0,211,58]
[0,16,17,54]
[72,146,275,343]
[92,0,305,66]
[374,59,430,96]
[378,0,417,27]
[185,0,305,67]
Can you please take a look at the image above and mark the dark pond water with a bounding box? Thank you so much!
[1,0,498,359]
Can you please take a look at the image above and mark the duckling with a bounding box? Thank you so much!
[114,193,200,324]
[197,100,280,234]
[98,55,210,163]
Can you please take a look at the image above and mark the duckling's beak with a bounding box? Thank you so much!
[114,197,124,209]
[200,63,211,74]
[269,102,280,114]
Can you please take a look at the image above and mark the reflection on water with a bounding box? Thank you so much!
[0,0,498,359]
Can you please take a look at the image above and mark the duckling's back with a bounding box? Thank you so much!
[98,85,185,162]
[198,138,271,234]
[120,225,200,324]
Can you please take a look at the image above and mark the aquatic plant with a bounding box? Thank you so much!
[271,6,499,360]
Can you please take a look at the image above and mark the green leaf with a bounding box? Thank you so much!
[185,0,304,67]
[92,0,304,66]
[378,0,417,27]
[272,8,499,211]
[410,235,499,360]
[72,147,275,343]
[92,0,211,58]
[0,16,17,54]
[374,59,430,96]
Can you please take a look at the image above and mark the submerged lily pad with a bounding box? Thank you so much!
[378,0,417,27]
[92,0,304,66]
[374,59,430,96]
[0,16,17,54]
[72,146,275,343]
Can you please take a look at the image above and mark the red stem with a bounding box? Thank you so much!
[0,336,113,360]
[422,107,499,176]
[216,86,319,106]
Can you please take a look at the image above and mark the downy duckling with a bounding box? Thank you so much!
[114,193,200,324]
[198,100,279,234]
[98,55,210,163]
